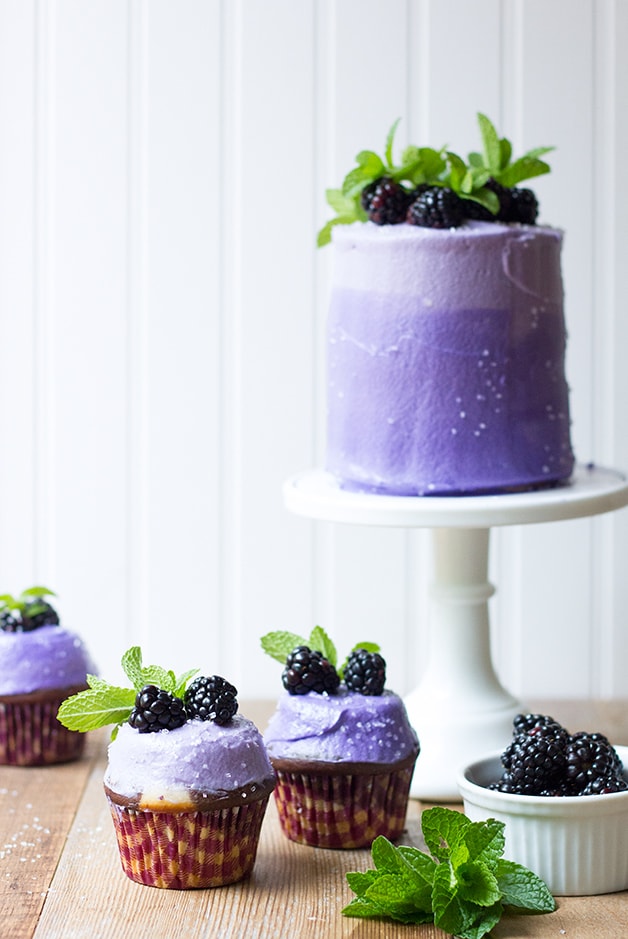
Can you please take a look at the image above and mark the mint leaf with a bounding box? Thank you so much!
[85,673,112,691]
[422,806,472,861]
[445,151,468,193]
[384,118,400,167]
[363,874,432,924]
[174,668,199,699]
[498,155,551,187]
[477,113,502,174]
[260,630,307,663]
[326,188,358,216]
[499,136,512,170]
[139,665,176,691]
[308,625,337,666]
[496,859,556,912]
[455,860,501,906]
[317,217,350,248]
[464,817,505,868]
[121,645,144,688]
[342,896,385,919]
[432,861,473,935]
[57,685,136,732]
[351,640,380,655]
[346,870,380,897]
[397,845,437,887]
[19,585,56,599]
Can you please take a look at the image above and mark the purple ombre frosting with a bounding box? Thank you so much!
[326,221,575,495]
[0,625,95,695]
[263,688,419,764]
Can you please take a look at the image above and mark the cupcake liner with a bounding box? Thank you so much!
[106,793,271,889]
[272,761,416,849]
[0,690,86,766]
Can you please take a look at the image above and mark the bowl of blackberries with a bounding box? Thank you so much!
[456,714,628,896]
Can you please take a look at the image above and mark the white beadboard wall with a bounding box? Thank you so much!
[0,0,627,702]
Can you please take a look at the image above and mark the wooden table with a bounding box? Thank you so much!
[1,700,627,939]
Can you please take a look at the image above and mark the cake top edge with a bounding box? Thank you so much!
[331,219,564,243]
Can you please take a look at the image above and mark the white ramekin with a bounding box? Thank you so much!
[456,745,628,896]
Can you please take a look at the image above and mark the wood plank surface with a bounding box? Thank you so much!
[1,701,627,939]
[0,733,102,939]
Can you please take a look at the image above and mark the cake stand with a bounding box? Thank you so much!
[283,464,628,801]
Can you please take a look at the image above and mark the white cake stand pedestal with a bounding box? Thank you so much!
[283,464,628,801]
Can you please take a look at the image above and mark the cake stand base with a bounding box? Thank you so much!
[284,465,628,801]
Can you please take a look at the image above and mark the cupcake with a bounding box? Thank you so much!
[261,626,419,849]
[0,586,95,765]
[58,647,275,889]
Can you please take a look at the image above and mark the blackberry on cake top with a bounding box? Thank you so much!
[261,624,387,697]
[0,586,60,633]
[318,112,553,244]
[58,645,240,738]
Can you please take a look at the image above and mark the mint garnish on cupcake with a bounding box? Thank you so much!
[261,625,386,696]
[57,646,201,738]
[318,112,554,244]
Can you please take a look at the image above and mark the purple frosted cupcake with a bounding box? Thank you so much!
[261,628,419,849]
[104,714,275,888]
[59,648,275,889]
[0,587,94,765]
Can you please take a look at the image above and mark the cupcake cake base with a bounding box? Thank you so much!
[270,751,418,849]
[105,779,275,889]
[0,686,87,766]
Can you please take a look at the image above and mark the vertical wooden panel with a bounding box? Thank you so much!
[596,0,628,696]
[49,1,130,672]
[0,1,36,584]
[314,0,412,688]
[223,0,319,694]
[138,0,223,677]
[493,0,597,698]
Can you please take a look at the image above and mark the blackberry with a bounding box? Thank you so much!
[282,645,340,696]
[565,733,626,794]
[21,598,60,631]
[406,186,464,229]
[462,198,494,222]
[128,685,187,733]
[184,675,239,725]
[512,713,568,741]
[496,732,568,795]
[485,178,513,220]
[505,187,539,224]
[343,648,386,696]
[491,714,570,795]
[0,610,21,632]
[361,177,411,225]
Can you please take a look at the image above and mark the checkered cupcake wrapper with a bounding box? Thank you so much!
[0,696,85,766]
[273,765,415,849]
[107,794,270,889]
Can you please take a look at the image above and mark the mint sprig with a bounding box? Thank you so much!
[260,626,380,679]
[342,807,555,938]
[470,113,553,188]
[317,113,554,246]
[57,646,199,739]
